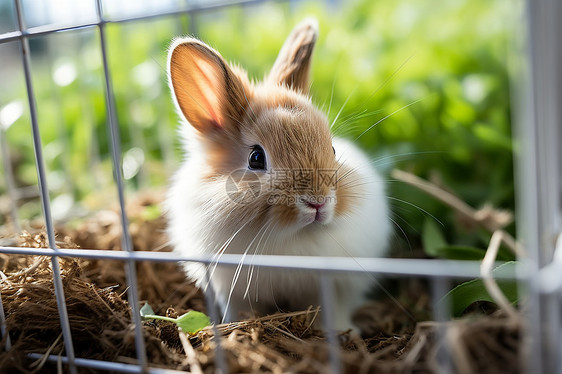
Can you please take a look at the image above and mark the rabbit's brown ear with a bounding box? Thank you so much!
[168,39,248,133]
[268,18,318,93]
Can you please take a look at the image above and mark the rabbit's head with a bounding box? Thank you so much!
[168,19,370,237]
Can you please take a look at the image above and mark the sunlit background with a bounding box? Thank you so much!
[0,0,515,253]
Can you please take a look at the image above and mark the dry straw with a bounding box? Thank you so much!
[0,188,519,373]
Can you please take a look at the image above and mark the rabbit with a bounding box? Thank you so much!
[165,18,391,331]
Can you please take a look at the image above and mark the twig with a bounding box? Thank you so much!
[391,169,513,233]
[447,323,473,374]
[215,308,320,335]
[29,333,62,371]
[253,308,321,322]
[91,285,128,329]
[481,231,519,321]
[11,256,46,279]
[303,306,320,335]
[178,331,203,374]
[392,169,523,319]
[263,321,306,343]
[402,331,426,369]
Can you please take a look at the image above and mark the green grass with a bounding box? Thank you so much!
[0,0,515,253]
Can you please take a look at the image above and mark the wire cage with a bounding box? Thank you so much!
[0,0,561,373]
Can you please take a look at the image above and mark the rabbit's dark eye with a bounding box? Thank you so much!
[248,145,266,170]
[332,146,336,155]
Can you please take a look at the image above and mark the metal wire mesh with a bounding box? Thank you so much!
[0,0,560,373]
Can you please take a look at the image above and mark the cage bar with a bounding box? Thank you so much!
[27,353,190,374]
[13,1,78,372]
[95,0,148,369]
[0,0,556,372]
[0,246,521,280]
[202,269,229,374]
[514,0,562,373]
[319,274,342,374]
[430,277,452,374]
[0,0,271,45]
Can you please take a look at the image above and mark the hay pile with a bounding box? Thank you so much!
[0,194,521,373]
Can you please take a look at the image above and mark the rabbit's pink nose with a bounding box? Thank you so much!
[306,201,325,210]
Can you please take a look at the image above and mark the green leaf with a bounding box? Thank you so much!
[176,311,211,334]
[440,261,519,317]
[140,303,155,318]
[139,303,209,334]
[474,123,513,151]
[140,204,162,222]
[422,219,447,257]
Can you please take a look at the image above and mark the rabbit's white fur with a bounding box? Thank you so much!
[167,136,390,328]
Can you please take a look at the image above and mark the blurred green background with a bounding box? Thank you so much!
[0,0,515,253]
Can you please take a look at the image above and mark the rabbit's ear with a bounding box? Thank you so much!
[267,18,318,93]
[168,39,248,133]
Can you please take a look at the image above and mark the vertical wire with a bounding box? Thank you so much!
[94,0,147,369]
[203,269,228,374]
[13,0,55,261]
[186,0,198,36]
[515,1,556,372]
[319,273,341,374]
[557,290,562,372]
[510,0,542,371]
[431,277,452,374]
[13,1,77,373]
[545,292,561,371]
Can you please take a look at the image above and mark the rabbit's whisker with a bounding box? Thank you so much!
[387,196,443,226]
[222,219,272,323]
[390,211,420,235]
[389,216,412,251]
[354,98,425,143]
[205,217,254,292]
[370,151,442,167]
[245,220,275,300]
[254,221,279,303]
[330,86,357,130]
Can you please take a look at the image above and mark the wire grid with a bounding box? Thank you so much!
[0,0,560,373]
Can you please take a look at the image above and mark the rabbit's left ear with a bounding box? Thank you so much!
[267,18,318,93]
[168,38,249,134]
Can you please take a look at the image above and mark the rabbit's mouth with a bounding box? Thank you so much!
[303,203,328,225]
[297,193,335,227]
